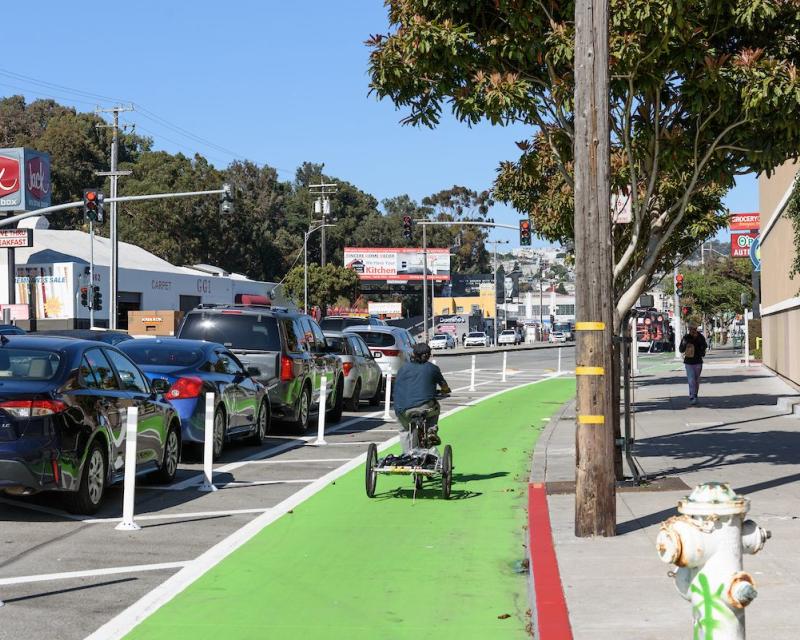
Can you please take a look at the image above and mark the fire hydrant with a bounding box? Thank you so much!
[656,482,770,639]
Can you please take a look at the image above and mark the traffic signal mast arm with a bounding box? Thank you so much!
[0,187,233,229]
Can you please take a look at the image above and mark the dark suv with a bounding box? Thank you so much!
[177,306,343,433]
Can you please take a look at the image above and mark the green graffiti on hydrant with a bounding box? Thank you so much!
[691,573,732,639]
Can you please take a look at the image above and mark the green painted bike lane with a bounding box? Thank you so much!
[126,378,575,640]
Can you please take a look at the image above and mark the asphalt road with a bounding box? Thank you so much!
[0,347,575,640]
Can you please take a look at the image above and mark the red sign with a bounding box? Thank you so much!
[0,229,33,248]
[0,155,20,197]
[25,156,50,201]
[729,212,760,231]
[731,232,758,258]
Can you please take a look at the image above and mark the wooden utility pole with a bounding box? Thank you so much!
[573,0,616,536]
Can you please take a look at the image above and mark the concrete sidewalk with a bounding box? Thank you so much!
[532,350,800,639]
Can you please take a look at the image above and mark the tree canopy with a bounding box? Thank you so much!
[367,0,800,325]
[282,263,360,311]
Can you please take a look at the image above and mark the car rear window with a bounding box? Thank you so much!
[319,317,368,331]
[501,331,515,335]
[357,331,396,348]
[0,348,61,380]
[433,334,448,339]
[180,314,281,351]
[120,343,205,368]
[468,332,484,338]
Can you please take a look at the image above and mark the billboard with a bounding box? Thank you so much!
[731,232,758,258]
[344,247,450,281]
[729,212,759,231]
[0,147,51,212]
[0,229,33,248]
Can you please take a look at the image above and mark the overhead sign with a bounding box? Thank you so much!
[344,247,450,282]
[731,232,758,258]
[750,236,761,272]
[0,148,51,212]
[0,228,33,248]
[729,212,760,232]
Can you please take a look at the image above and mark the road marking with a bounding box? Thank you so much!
[0,496,87,522]
[83,508,271,524]
[242,458,352,465]
[0,561,189,587]
[86,373,564,640]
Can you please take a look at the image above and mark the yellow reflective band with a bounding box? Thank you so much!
[575,366,605,376]
[578,415,605,425]
[575,322,606,331]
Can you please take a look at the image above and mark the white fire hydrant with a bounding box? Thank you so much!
[656,482,770,640]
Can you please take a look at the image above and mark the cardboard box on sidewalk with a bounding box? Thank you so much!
[128,310,183,337]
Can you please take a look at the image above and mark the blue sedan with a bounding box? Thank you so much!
[119,339,270,460]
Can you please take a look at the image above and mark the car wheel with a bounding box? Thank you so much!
[368,376,382,406]
[212,406,226,461]
[291,386,311,434]
[346,379,361,412]
[247,400,270,445]
[326,375,344,423]
[155,423,180,484]
[65,440,106,515]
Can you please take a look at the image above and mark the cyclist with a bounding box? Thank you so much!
[393,342,451,452]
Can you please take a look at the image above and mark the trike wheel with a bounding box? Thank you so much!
[441,445,453,499]
[365,443,378,498]
[414,473,423,491]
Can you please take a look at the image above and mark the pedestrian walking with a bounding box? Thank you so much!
[679,323,707,404]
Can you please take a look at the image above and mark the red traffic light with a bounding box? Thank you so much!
[85,191,97,201]
[675,274,684,283]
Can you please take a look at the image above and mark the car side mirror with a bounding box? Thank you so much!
[151,378,170,395]
[246,365,261,378]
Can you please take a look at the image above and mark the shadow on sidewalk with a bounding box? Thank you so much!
[635,392,786,412]
[633,374,775,388]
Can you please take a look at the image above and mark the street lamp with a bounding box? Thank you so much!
[303,222,336,315]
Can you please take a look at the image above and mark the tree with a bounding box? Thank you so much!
[367,1,800,328]
[666,257,753,318]
[282,263,360,311]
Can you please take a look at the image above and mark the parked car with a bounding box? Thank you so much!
[319,315,386,331]
[549,330,568,343]
[347,325,415,376]
[177,306,343,434]
[0,325,25,336]
[497,330,519,346]
[119,338,269,459]
[0,336,180,514]
[464,331,490,348]
[429,333,455,350]
[35,329,132,346]
[323,331,383,411]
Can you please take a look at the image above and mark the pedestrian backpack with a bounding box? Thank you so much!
[684,342,695,359]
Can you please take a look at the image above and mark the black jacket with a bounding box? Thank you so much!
[679,332,707,365]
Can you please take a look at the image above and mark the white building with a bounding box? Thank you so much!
[0,220,282,329]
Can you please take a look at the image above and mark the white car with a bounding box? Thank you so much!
[429,333,455,350]
[464,331,490,348]
[549,331,568,343]
[347,326,415,376]
[497,330,519,346]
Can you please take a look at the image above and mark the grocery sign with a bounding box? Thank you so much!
[344,247,451,281]
[0,147,51,212]
[0,229,33,249]
[729,212,760,231]
[731,232,758,258]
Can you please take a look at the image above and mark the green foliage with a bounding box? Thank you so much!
[666,258,754,317]
[282,264,360,310]
[783,174,800,287]
[368,0,800,320]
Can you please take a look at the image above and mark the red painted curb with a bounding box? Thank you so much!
[528,482,573,640]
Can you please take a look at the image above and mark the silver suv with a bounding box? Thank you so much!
[178,306,344,433]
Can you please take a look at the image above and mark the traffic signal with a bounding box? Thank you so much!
[220,182,234,215]
[519,219,531,246]
[675,273,684,296]
[92,286,102,311]
[402,215,413,241]
[83,189,102,223]
[80,287,89,307]
[681,305,692,317]
[95,192,105,225]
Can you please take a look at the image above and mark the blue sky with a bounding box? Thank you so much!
[1,0,755,245]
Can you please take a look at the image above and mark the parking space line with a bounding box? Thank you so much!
[83,508,271,524]
[0,561,189,587]
[243,458,352,465]
[0,496,87,522]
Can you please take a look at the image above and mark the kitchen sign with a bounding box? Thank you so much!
[0,148,51,212]
[0,229,33,249]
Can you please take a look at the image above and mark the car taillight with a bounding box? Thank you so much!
[167,377,203,399]
[0,399,67,418]
[280,355,295,382]
[379,349,400,357]
[342,362,354,377]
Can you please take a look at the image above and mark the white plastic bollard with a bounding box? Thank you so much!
[199,392,218,492]
[314,376,328,445]
[382,372,393,421]
[470,355,476,391]
[502,351,507,382]
[558,347,562,374]
[115,406,141,531]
